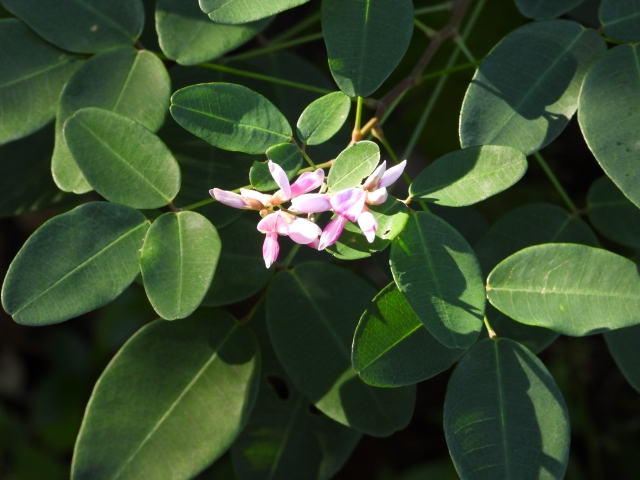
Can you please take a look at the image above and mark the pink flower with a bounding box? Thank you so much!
[318,188,366,250]
[257,211,322,267]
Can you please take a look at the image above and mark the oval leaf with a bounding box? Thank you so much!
[444,338,570,479]
[250,143,303,192]
[52,47,171,194]
[460,20,606,155]
[140,212,221,320]
[157,0,271,65]
[199,0,309,24]
[296,92,351,146]
[0,19,82,145]
[353,283,467,387]
[515,0,585,19]
[72,311,260,479]
[429,204,490,246]
[266,262,415,437]
[410,145,527,206]
[1,202,148,326]
[327,140,379,192]
[64,108,181,209]
[322,0,414,97]
[390,212,485,349]
[1,0,144,53]
[604,324,640,393]
[487,244,640,336]
[171,83,292,154]
[579,44,640,209]
[600,0,640,41]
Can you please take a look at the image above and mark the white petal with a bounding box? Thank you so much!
[363,161,386,190]
[257,212,289,235]
[330,188,366,222]
[288,218,322,244]
[378,160,406,188]
[268,160,292,199]
[366,187,388,205]
[289,194,332,213]
[357,211,377,243]
[211,188,246,209]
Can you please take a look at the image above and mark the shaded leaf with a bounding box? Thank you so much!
[200,0,309,24]
[515,0,586,19]
[250,143,303,192]
[327,141,379,192]
[604,324,640,393]
[600,0,640,41]
[428,204,489,246]
[296,92,351,146]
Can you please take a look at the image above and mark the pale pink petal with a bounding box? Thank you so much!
[378,160,406,188]
[357,211,377,243]
[307,237,320,250]
[290,169,325,197]
[289,193,332,213]
[330,188,366,222]
[318,215,348,250]
[288,218,322,244]
[263,232,279,268]
[268,161,292,200]
[241,188,271,206]
[257,212,289,235]
[363,161,386,190]
[366,187,388,205]
[211,188,246,209]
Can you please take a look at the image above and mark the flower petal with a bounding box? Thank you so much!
[240,188,271,206]
[378,160,406,188]
[330,188,366,222]
[211,188,248,209]
[363,161,386,190]
[289,193,332,213]
[268,160,292,200]
[366,187,388,205]
[257,212,289,235]
[318,214,348,250]
[288,218,322,244]
[290,169,325,197]
[262,232,279,268]
[357,211,377,243]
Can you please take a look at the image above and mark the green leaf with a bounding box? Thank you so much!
[171,83,292,154]
[604,325,640,393]
[232,304,361,480]
[296,92,351,146]
[156,0,271,65]
[266,262,415,437]
[322,0,414,97]
[52,47,171,194]
[327,196,409,260]
[482,305,558,354]
[1,202,149,326]
[429,204,489,246]
[515,0,586,19]
[199,0,309,24]
[444,338,570,479]
[588,176,640,249]
[600,0,640,41]
[390,212,485,349]
[72,311,260,480]
[1,0,144,53]
[410,145,527,206]
[327,141,379,192]
[353,283,467,387]
[0,19,82,145]
[140,212,221,320]
[202,217,274,307]
[487,244,640,336]
[250,143,303,192]
[579,44,640,209]
[64,108,181,209]
[460,20,606,155]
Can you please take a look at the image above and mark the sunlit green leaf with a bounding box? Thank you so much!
[72,311,260,480]
[600,0,640,41]
[604,324,640,393]
[460,20,606,155]
[444,338,570,479]
[1,202,149,326]
[250,143,303,192]
[515,0,585,19]
[199,0,309,24]
[296,92,351,146]
[391,212,485,349]
[327,141,379,192]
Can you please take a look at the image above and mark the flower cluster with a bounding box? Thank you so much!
[211,159,406,268]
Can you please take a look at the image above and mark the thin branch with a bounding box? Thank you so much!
[224,32,323,63]
[534,152,578,213]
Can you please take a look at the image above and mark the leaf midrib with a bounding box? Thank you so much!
[0,56,77,91]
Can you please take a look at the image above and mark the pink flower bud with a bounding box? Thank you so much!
[366,187,388,205]
[378,160,406,188]
[288,218,322,244]
[330,188,366,222]
[363,161,386,190]
[289,193,332,213]
[357,211,377,243]
[257,212,289,235]
[262,232,279,268]
[290,169,325,197]
[211,188,248,210]
[318,215,348,250]
[268,161,292,200]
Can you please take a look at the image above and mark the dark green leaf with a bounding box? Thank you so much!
[0,19,82,145]
[391,212,485,349]
[487,244,640,335]
[460,20,606,155]
[72,311,260,479]
[604,325,640,393]
[579,44,640,209]
[171,83,292,154]
[267,262,415,437]
[588,176,640,249]
[482,305,559,354]
[327,140,379,192]
[1,202,148,326]
[64,108,181,209]
[600,0,640,41]
[52,47,171,194]
[444,338,570,479]
[516,0,586,19]
[250,143,303,192]
[353,283,467,387]
[428,204,489,246]
[199,0,309,24]
[157,0,271,65]
[140,212,221,320]
[410,145,527,206]
[322,0,414,97]
[296,92,351,146]
[1,0,144,53]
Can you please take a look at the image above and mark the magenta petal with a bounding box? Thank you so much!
[268,161,292,200]
[363,161,386,190]
[257,212,289,235]
[330,188,366,222]
[378,160,406,188]
[263,232,279,268]
[357,211,377,243]
[318,215,348,250]
[289,193,332,213]
[366,187,388,205]
[290,169,325,197]
[288,218,322,244]
[211,188,247,209]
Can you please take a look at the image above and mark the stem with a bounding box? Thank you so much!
[180,197,216,211]
[420,60,479,81]
[281,243,301,268]
[533,152,578,213]
[414,2,454,16]
[239,295,266,324]
[270,11,321,44]
[224,32,323,63]
[454,34,476,62]
[352,96,364,142]
[414,18,437,38]
[301,149,316,168]
[484,316,497,339]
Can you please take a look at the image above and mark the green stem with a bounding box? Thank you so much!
[414,2,454,15]
[301,149,316,168]
[281,243,301,268]
[239,294,266,324]
[533,152,578,213]
[224,32,323,63]
[454,35,476,63]
[354,96,364,137]
[270,11,321,44]
[484,316,497,338]
[414,18,436,38]
[420,60,480,82]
